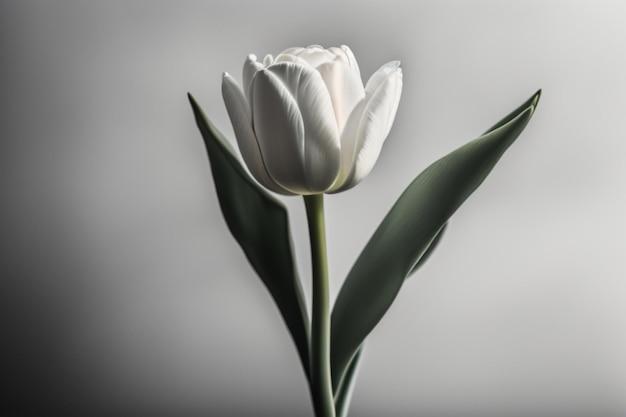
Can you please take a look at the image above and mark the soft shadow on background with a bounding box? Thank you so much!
[1,1,625,416]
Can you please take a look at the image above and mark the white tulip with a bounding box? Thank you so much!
[222,45,402,195]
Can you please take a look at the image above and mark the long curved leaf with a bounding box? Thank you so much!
[188,94,310,378]
[330,90,541,390]
[334,345,363,417]
[407,222,448,278]
[333,221,447,405]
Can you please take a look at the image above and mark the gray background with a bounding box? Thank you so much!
[1,0,625,416]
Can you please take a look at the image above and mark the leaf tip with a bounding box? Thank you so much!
[531,89,542,111]
[187,92,197,105]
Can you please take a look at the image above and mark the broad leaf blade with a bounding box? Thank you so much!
[331,91,540,390]
[188,94,310,378]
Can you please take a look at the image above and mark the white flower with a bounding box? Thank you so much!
[221,45,402,195]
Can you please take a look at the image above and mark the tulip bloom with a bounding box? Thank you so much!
[222,45,402,195]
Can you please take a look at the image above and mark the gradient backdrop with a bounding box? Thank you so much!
[1,1,625,416]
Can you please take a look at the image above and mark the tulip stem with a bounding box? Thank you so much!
[304,194,335,417]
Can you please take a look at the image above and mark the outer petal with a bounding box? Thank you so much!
[242,54,264,105]
[365,61,401,97]
[327,47,350,66]
[221,73,293,195]
[267,62,341,192]
[315,60,365,133]
[332,66,403,192]
[340,45,361,77]
[252,68,309,193]
[328,98,366,192]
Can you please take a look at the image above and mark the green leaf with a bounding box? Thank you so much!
[333,220,448,404]
[332,221,446,406]
[330,90,541,390]
[407,222,447,278]
[333,345,363,417]
[483,89,541,134]
[332,220,445,409]
[188,94,310,379]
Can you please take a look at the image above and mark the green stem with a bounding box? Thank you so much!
[304,194,335,417]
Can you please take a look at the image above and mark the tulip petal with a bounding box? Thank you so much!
[335,67,402,192]
[222,73,293,195]
[279,46,305,57]
[327,99,366,192]
[274,54,310,67]
[315,61,365,134]
[268,62,341,192]
[365,61,401,98]
[263,54,274,67]
[252,68,309,193]
[294,45,337,68]
[340,45,361,77]
[327,47,350,65]
[242,54,264,106]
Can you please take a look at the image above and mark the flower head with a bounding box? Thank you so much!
[222,45,402,195]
